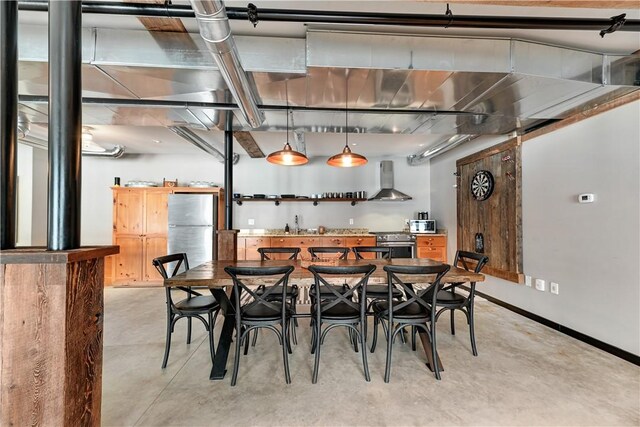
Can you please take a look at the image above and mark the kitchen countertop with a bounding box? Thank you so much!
[238,229,448,237]
[238,228,372,237]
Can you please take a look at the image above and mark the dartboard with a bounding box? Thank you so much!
[471,170,494,201]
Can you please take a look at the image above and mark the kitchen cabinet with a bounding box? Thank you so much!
[346,237,376,259]
[110,187,224,286]
[416,235,447,263]
[236,235,375,261]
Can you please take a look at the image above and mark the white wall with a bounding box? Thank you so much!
[430,101,640,355]
[81,154,429,245]
[233,156,429,231]
[16,145,34,246]
[16,145,47,246]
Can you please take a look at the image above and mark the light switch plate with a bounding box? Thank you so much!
[349,218,354,225]
[550,282,559,295]
[535,279,546,291]
[525,276,532,287]
[248,218,255,225]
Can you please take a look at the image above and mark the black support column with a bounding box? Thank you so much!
[224,113,233,230]
[0,1,18,249]
[47,0,82,250]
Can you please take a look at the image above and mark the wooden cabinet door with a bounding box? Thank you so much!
[417,246,447,262]
[143,236,168,281]
[416,236,447,248]
[114,191,143,235]
[114,236,144,283]
[346,237,376,259]
[144,190,169,235]
[322,236,346,247]
[245,237,271,260]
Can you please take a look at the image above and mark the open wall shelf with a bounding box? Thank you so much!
[233,197,366,206]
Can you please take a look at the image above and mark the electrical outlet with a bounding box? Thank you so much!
[550,282,559,295]
[248,218,255,225]
[525,275,532,287]
[349,218,354,225]
[535,279,546,292]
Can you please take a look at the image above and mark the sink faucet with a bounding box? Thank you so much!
[294,215,300,235]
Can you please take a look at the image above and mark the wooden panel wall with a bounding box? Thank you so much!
[457,137,523,283]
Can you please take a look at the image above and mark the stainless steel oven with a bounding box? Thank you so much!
[372,232,416,258]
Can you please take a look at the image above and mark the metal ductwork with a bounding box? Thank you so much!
[169,125,239,164]
[407,135,479,165]
[189,0,264,128]
[368,160,412,201]
[18,135,126,158]
[83,145,126,158]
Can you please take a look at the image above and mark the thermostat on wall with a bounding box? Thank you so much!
[578,193,595,203]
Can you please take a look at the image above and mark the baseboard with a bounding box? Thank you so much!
[462,286,640,366]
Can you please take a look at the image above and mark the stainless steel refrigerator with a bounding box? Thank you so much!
[168,193,218,268]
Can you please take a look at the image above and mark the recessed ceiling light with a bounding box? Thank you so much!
[418,143,424,147]
[352,143,357,146]
[153,139,162,144]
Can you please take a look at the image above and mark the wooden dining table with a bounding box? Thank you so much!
[164,258,485,380]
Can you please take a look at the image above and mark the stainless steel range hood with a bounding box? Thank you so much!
[369,161,412,201]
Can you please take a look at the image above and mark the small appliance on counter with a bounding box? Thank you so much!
[410,219,437,234]
[417,211,429,220]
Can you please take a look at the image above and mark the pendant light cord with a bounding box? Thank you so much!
[285,80,289,145]
[345,72,349,148]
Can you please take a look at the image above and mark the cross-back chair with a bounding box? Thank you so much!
[152,253,220,369]
[224,265,295,386]
[307,264,377,384]
[373,264,450,382]
[435,250,489,356]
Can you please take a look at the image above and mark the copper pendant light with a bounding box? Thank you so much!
[327,76,367,168]
[267,83,308,166]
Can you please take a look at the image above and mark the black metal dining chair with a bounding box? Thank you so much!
[352,246,404,349]
[373,264,450,381]
[152,253,220,369]
[435,251,489,356]
[253,247,301,346]
[307,264,377,384]
[308,246,349,260]
[224,265,295,386]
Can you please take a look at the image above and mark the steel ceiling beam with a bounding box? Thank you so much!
[17,2,640,32]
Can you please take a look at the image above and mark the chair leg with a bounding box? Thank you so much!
[350,328,359,353]
[186,317,192,344]
[312,325,321,384]
[431,324,441,380]
[310,319,317,354]
[243,327,250,356]
[251,328,258,347]
[231,326,243,386]
[450,309,456,335]
[161,314,174,369]
[282,323,291,384]
[411,325,416,352]
[370,315,379,353]
[359,324,370,382]
[469,306,478,356]
[384,322,394,383]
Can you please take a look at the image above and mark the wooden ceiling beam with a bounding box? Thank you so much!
[126,0,187,33]
[411,1,636,9]
[234,131,265,158]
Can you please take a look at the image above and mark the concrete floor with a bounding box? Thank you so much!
[102,287,639,426]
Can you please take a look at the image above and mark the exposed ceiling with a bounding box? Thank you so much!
[16,1,640,159]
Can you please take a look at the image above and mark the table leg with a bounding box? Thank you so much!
[209,288,236,380]
[417,324,444,373]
